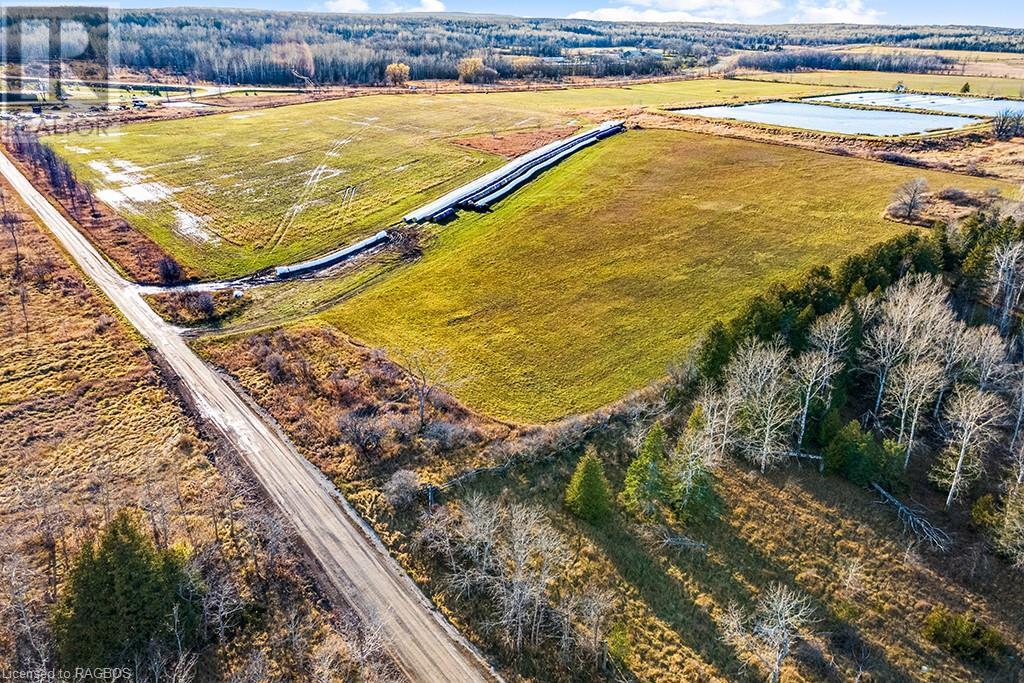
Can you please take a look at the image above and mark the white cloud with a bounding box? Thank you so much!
[569,0,782,23]
[791,0,882,23]
[325,0,370,11]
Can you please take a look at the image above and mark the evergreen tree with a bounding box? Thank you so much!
[621,423,669,518]
[53,510,200,670]
[564,450,613,524]
[695,321,733,382]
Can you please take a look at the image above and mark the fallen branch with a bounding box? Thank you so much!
[872,483,951,552]
[640,524,708,554]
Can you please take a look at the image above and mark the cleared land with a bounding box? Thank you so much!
[45,79,844,279]
[322,129,1012,422]
[745,70,1024,99]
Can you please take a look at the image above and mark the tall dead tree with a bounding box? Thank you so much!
[861,274,949,420]
[808,305,853,405]
[792,349,842,453]
[721,583,815,683]
[934,385,1006,510]
[989,240,1024,336]
[963,325,1009,391]
[933,317,972,418]
[727,338,798,473]
[884,359,943,469]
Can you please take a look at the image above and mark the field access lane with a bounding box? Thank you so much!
[0,150,497,683]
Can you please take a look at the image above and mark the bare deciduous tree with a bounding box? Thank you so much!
[861,274,949,420]
[0,548,52,673]
[963,325,1009,391]
[933,385,1006,510]
[883,359,943,469]
[890,177,928,220]
[406,349,457,430]
[792,349,842,453]
[721,583,815,683]
[578,584,615,664]
[808,305,853,405]
[696,379,742,457]
[989,240,1024,336]
[933,317,972,418]
[727,338,798,473]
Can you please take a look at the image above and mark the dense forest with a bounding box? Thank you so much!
[3,8,1023,85]
[735,49,955,74]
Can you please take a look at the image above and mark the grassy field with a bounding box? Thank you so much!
[322,129,1011,422]
[744,70,1024,98]
[45,79,844,279]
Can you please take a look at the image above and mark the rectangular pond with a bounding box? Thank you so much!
[805,91,1024,117]
[671,101,982,136]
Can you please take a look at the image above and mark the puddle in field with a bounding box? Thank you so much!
[805,91,1024,117]
[671,100,982,136]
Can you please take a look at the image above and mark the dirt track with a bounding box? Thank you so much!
[0,149,499,683]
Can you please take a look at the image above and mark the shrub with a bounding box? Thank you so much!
[970,494,999,530]
[53,510,199,669]
[157,256,182,283]
[264,352,289,383]
[565,450,613,524]
[923,607,1004,662]
[383,469,421,508]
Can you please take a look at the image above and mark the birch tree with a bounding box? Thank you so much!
[933,317,972,418]
[932,385,1006,510]
[860,275,948,420]
[1005,364,1024,449]
[697,378,742,457]
[721,583,815,683]
[989,239,1024,336]
[727,338,798,473]
[963,325,1009,391]
[807,306,853,404]
[791,349,842,452]
[884,359,943,469]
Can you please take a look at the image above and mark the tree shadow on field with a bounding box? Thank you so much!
[578,517,752,680]
[668,489,912,682]
[794,468,1024,664]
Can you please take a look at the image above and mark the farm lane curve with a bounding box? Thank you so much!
[0,149,499,683]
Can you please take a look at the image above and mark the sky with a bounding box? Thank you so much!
[17,0,1024,28]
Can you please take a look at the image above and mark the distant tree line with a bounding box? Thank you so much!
[4,8,1021,85]
[736,49,955,74]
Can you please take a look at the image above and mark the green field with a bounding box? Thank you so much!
[745,70,1024,98]
[322,129,1010,422]
[46,79,844,278]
